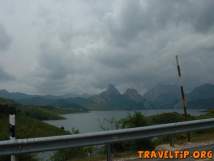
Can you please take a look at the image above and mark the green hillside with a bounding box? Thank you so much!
[0,113,67,140]
[0,97,69,140]
[0,97,70,161]
[19,105,77,120]
[0,96,78,121]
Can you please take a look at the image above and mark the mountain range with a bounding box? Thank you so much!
[0,83,214,110]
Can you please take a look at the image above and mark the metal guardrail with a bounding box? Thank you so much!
[0,118,214,157]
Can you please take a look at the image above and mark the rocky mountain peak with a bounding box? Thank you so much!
[124,88,143,102]
[124,88,141,96]
[103,84,120,96]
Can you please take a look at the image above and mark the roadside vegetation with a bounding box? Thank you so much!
[0,97,213,161]
[52,110,214,161]
[0,97,70,161]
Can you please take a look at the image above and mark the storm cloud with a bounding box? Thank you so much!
[0,67,14,82]
[0,0,214,95]
[0,24,11,51]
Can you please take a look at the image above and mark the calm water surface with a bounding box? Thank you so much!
[45,109,205,133]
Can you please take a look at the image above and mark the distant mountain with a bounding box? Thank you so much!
[0,89,34,100]
[0,86,146,110]
[0,84,183,110]
[188,83,214,108]
[100,84,121,98]
[61,93,91,99]
[87,84,126,110]
[2,83,214,110]
[0,90,87,111]
[143,84,180,108]
[189,83,214,100]
[85,84,145,110]
[123,88,143,102]
[17,96,87,111]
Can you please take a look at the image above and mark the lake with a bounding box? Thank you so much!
[45,109,205,133]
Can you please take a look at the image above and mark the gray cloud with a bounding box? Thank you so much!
[0,24,12,51]
[1,0,214,94]
[0,67,14,82]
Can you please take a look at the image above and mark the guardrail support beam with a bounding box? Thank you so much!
[106,144,112,161]
[11,155,15,161]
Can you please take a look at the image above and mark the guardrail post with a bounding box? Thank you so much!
[9,108,16,161]
[11,155,15,161]
[106,144,112,161]
[170,135,175,147]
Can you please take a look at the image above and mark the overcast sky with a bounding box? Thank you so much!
[0,0,214,95]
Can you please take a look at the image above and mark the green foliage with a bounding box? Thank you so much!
[0,97,16,106]
[146,112,213,145]
[149,112,185,125]
[119,112,147,128]
[0,114,9,140]
[99,117,120,130]
[0,97,17,114]
[116,112,155,151]
[0,154,38,161]
[149,112,193,145]
[111,112,202,151]
[20,106,65,120]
